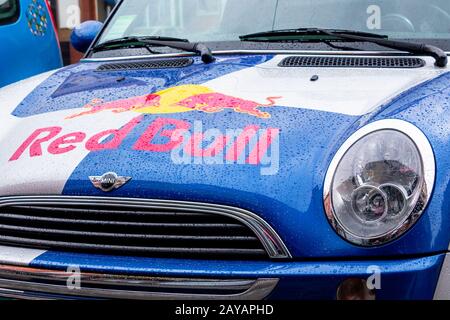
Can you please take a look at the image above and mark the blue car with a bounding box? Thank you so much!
[0,0,62,87]
[0,0,449,300]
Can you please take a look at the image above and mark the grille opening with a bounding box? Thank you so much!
[0,203,270,260]
[13,275,247,296]
[278,56,426,68]
[0,264,278,300]
[96,58,194,71]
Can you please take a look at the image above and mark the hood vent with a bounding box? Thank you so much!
[278,56,426,68]
[97,58,194,71]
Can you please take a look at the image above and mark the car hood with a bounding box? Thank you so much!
[0,54,448,258]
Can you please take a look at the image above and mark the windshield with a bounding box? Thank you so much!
[98,0,450,49]
[0,0,19,25]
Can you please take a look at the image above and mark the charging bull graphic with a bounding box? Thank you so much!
[66,85,281,119]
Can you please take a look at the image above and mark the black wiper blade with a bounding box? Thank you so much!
[321,29,447,68]
[91,36,215,64]
[92,36,189,51]
[240,28,388,41]
[240,28,447,67]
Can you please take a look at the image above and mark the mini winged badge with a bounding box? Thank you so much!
[89,172,131,192]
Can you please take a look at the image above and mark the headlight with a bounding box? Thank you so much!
[324,120,435,246]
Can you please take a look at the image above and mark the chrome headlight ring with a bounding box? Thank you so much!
[323,119,435,246]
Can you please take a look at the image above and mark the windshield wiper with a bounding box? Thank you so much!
[91,36,215,64]
[241,28,389,41]
[240,28,448,67]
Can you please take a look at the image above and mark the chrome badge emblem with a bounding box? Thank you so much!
[89,172,131,192]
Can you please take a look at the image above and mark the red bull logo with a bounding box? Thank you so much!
[66,85,281,119]
[65,94,161,119]
[9,116,280,175]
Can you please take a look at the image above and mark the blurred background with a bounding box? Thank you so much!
[48,0,116,65]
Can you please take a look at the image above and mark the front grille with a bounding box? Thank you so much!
[278,56,426,68]
[0,197,290,260]
[96,58,194,71]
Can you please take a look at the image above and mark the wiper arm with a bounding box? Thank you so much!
[240,28,448,67]
[321,29,447,68]
[240,28,388,41]
[92,36,189,51]
[91,36,215,64]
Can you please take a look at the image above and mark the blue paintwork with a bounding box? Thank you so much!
[13,55,274,117]
[6,53,450,299]
[30,250,445,299]
[12,56,450,260]
[0,0,62,87]
[70,21,104,53]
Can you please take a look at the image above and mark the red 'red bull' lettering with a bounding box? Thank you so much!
[48,132,87,155]
[86,116,143,151]
[225,125,259,162]
[10,127,62,161]
[247,128,279,164]
[184,133,228,158]
[133,118,191,152]
[9,117,278,165]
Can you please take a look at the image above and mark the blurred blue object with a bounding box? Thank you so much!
[70,20,104,53]
[0,0,62,87]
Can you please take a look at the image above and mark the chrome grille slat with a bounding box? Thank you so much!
[0,214,246,229]
[0,265,279,300]
[0,223,259,242]
[0,266,255,290]
[0,196,291,259]
[13,205,213,218]
[0,235,267,256]
[0,278,267,300]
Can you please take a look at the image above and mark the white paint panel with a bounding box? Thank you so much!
[0,109,138,196]
[205,56,447,116]
[0,245,46,266]
[0,69,138,196]
[0,70,58,116]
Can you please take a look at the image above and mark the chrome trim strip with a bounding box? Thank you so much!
[0,265,278,300]
[0,196,291,259]
[0,288,48,300]
[0,265,255,290]
[323,119,436,246]
[81,50,450,63]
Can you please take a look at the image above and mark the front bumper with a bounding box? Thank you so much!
[0,245,444,300]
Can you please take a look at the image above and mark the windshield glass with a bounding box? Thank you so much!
[0,0,19,25]
[98,0,450,47]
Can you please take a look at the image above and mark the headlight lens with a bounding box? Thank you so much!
[324,120,435,246]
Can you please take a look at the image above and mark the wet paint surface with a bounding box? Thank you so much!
[12,55,274,117]
[1,55,450,262]
[30,250,444,299]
